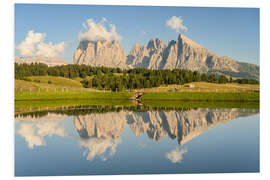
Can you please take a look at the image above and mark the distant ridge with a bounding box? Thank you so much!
[15,56,67,67]
[72,33,259,79]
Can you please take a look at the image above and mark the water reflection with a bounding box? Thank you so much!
[74,112,126,161]
[166,147,188,163]
[15,106,259,163]
[16,114,67,149]
[73,108,258,145]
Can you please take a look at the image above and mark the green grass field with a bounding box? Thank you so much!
[142,100,259,109]
[15,77,104,93]
[15,99,134,114]
[141,92,259,102]
[141,82,259,93]
[15,77,260,113]
[15,91,133,101]
[25,76,83,87]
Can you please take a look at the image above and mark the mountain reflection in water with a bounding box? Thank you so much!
[15,106,259,163]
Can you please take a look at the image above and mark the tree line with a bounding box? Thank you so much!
[15,63,259,91]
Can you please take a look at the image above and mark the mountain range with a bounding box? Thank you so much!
[15,56,67,67]
[73,34,259,79]
[14,34,259,79]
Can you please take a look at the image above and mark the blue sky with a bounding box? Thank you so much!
[15,4,259,65]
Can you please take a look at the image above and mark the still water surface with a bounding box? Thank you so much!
[15,106,259,176]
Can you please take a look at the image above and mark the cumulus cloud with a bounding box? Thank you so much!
[78,18,122,41]
[166,16,188,32]
[16,30,45,56]
[16,30,66,57]
[166,147,188,163]
[36,42,65,57]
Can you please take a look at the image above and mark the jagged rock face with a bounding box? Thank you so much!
[162,34,217,70]
[73,34,259,79]
[125,38,167,69]
[15,56,67,67]
[147,38,166,69]
[73,40,127,68]
[128,34,259,79]
[126,43,150,68]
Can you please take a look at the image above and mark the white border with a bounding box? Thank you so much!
[1,0,270,180]
[9,0,263,7]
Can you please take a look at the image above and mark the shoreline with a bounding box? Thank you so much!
[15,91,260,102]
[14,92,260,115]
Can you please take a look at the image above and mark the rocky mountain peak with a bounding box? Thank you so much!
[147,38,165,50]
[73,34,259,79]
[73,39,127,68]
[131,43,144,52]
[126,43,150,68]
[178,33,204,50]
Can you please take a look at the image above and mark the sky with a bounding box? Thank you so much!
[15,4,260,65]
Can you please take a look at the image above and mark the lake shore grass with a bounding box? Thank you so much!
[15,99,259,115]
[15,90,259,102]
[142,100,259,110]
[15,99,134,115]
[15,91,134,101]
[141,92,259,102]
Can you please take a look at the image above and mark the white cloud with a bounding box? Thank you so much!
[16,30,66,57]
[166,16,188,32]
[36,42,65,57]
[16,30,45,56]
[78,18,122,41]
[166,147,188,163]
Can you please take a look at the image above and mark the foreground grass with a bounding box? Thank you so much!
[15,91,134,101]
[15,99,259,115]
[141,92,259,102]
[142,100,259,109]
[15,99,134,114]
[15,89,259,102]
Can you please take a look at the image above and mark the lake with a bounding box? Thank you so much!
[15,105,259,176]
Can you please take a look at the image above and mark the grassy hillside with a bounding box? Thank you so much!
[15,77,82,93]
[25,76,83,88]
[15,79,39,90]
[15,78,259,102]
[140,82,259,93]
